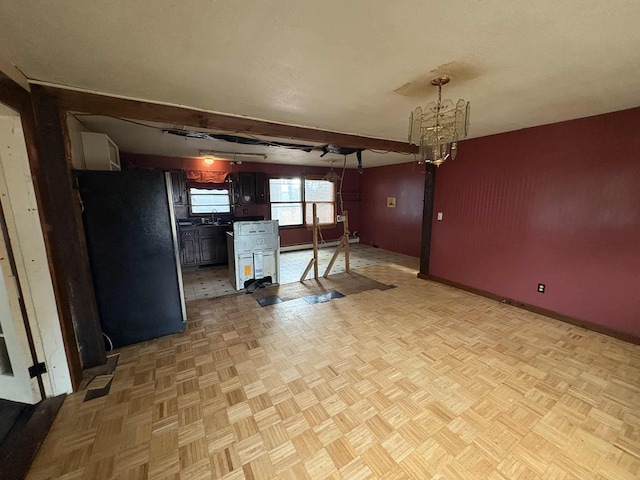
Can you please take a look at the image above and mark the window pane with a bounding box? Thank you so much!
[305,179,334,202]
[269,178,302,202]
[305,202,335,225]
[189,188,230,213]
[271,203,303,226]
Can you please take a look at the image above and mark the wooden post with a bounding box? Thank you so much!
[312,203,318,280]
[322,236,346,278]
[343,211,350,273]
[300,203,319,282]
[322,211,351,278]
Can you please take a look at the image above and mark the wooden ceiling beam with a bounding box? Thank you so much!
[35,85,418,154]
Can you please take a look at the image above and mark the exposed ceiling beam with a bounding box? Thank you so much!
[34,84,418,154]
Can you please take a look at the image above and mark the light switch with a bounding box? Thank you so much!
[437,212,443,221]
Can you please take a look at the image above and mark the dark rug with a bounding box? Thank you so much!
[251,271,395,307]
[0,400,26,443]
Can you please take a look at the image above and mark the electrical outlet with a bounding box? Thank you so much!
[537,283,545,293]
[437,212,443,221]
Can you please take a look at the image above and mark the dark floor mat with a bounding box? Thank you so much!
[302,290,345,304]
[257,295,284,307]
[0,400,26,443]
[0,395,64,480]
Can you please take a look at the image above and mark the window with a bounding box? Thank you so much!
[304,178,336,226]
[269,178,302,226]
[268,177,336,227]
[189,187,231,214]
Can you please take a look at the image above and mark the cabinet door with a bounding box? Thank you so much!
[239,172,255,204]
[255,172,267,204]
[181,234,199,267]
[229,173,240,206]
[199,237,215,265]
[171,171,187,206]
[213,232,228,264]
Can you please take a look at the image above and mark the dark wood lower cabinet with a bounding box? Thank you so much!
[180,226,228,267]
[181,235,199,267]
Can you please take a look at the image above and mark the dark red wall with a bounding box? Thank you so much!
[121,153,361,247]
[359,162,425,257]
[430,108,640,337]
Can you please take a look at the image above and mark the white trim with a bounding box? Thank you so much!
[0,55,30,92]
[166,173,187,323]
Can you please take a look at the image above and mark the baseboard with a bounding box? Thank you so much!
[280,237,360,253]
[418,273,640,345]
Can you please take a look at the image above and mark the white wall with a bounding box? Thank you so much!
[0,104,73,396]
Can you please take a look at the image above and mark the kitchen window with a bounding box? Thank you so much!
[189,187,231,214]
[269,177,336,227]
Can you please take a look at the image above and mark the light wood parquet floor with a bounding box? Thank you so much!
[26,260,640,479]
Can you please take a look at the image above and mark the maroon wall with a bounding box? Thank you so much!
[430,108,640,337]
[121,153,361,247]
[359,162,425,257]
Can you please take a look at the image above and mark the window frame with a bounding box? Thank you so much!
[188,186,232,216]
[268,176,304,228]
[267,175,337,228]
[303,175,337,228]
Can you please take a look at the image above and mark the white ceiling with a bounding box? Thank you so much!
[76,115,412,168]
[2,1,640,161]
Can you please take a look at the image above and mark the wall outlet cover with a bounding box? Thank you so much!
[537,283,545,293]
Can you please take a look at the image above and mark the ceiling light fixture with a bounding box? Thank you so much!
[323,160,341,182]
[408,76,470,166]
[202,156,215,165]
[199,150,267,161]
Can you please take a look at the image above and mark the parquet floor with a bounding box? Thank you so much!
[26,259,640,479]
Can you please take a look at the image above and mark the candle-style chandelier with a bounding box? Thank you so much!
[408,76,470,166]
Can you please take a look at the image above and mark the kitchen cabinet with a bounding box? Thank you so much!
[81,132,121,171]
[229,172,268,205]
[255,172,267,204]
[238,172,256,204]
[170,170,187,206]
[179,225,229,268]
[180,229,200,267]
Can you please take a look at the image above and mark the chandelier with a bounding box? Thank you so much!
[408,76,470,166]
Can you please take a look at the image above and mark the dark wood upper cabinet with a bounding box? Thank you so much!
[255,172,267,204]
[170,170,187,206]
[238,172,255,204]
[229,172,268,205]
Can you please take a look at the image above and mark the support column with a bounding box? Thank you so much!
[30,86,106,377]
[419,164,436,277]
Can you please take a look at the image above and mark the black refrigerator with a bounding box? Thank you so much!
[77,170,186,348]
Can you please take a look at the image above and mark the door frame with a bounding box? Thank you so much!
[0,103,72,398]
[0,201,42,404]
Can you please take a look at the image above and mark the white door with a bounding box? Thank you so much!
[0,209,41,404]
[0,101,71,403]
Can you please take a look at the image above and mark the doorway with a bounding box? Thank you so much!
[0,102,72,401]
[0,108,42,405]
